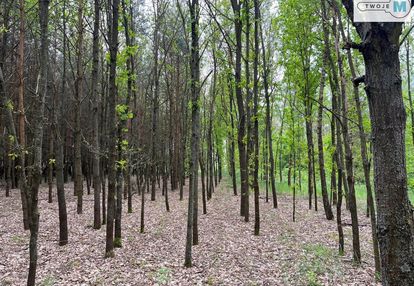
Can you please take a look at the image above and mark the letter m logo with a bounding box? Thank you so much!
[394,0,407,12]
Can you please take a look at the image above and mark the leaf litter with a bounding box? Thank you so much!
[0,181,380,285]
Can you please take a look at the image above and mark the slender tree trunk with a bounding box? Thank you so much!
[92,0,101,230]
[338,14,380,273]
[244,0,251,223]
[231,0,248,219]
[74,0,84,214]
[291,101,297,222]
[184,0,200,267]
[260,15,277,209]
[229,84,237,196]
[17,0,29,230]
[105,0,120,258]
[140,168,146,233]
[316,62,333,220]
[48,124,54,203]
[151,2,161,202]
[26,1,50,284]
[55,0,68,245]
[333,10,360,263]
[199,157,207,214]
[253,0,260,235]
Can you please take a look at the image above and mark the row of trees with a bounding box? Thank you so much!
[0,0,413,285]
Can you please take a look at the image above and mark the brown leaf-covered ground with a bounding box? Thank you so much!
[0,180,379,286]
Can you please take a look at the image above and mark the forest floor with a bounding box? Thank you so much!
[0,180,379,286]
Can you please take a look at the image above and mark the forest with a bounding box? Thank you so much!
[0,0,414,285]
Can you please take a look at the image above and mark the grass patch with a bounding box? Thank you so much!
[206,276,215,285]
[114,237,122,248]
[39,275,56,286]
[66,259,81,270]
[223,174,414,205]
[154,267,171,285]
[11,235,25,245]
[297,243,340,286]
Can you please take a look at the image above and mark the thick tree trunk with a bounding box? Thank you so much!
[359,27,414,285]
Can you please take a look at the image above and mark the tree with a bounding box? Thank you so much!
[261,8,277,209]
[91,0,101,230]
[74,0,84,214]
[342,1,414,284]
[332,5,360,263]
[230,0,249,219]
[252,0,260,235]
[184,0,200,268]
[105,0,120,258]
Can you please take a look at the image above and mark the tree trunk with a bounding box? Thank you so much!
[260,13,277,209]
[338,10,380,272]
[244,0,251,223]
[229,82,237,196]
[74,0,84,214]
[17,0,29,230]
[231,0,248,219]
[55,0,68,245]
[253,0,260,235]
[26,1,50,284]
[333,9,360,264]
[184,0,200,267]
[199,156,207,214]
[92,0,101,230]
[341,12,414,282]
[105,0,120,258]
[316,61,333,220]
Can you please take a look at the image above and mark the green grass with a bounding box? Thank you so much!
[39,275,56,286]
[223,172,414,205]
[153,267,171,285]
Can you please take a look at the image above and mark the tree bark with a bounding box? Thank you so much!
[316,61,333,220]
[92,0,101,230]
[231,0,248,219]
[253,0,260,235]
[74,0,84,214]
[26,1,50,284]
[333,8,360,263]
[184,0,200,267]
[260,12,277,209]
[340,13,414,282]
[55,0,68,245]
[105,0,120,258]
